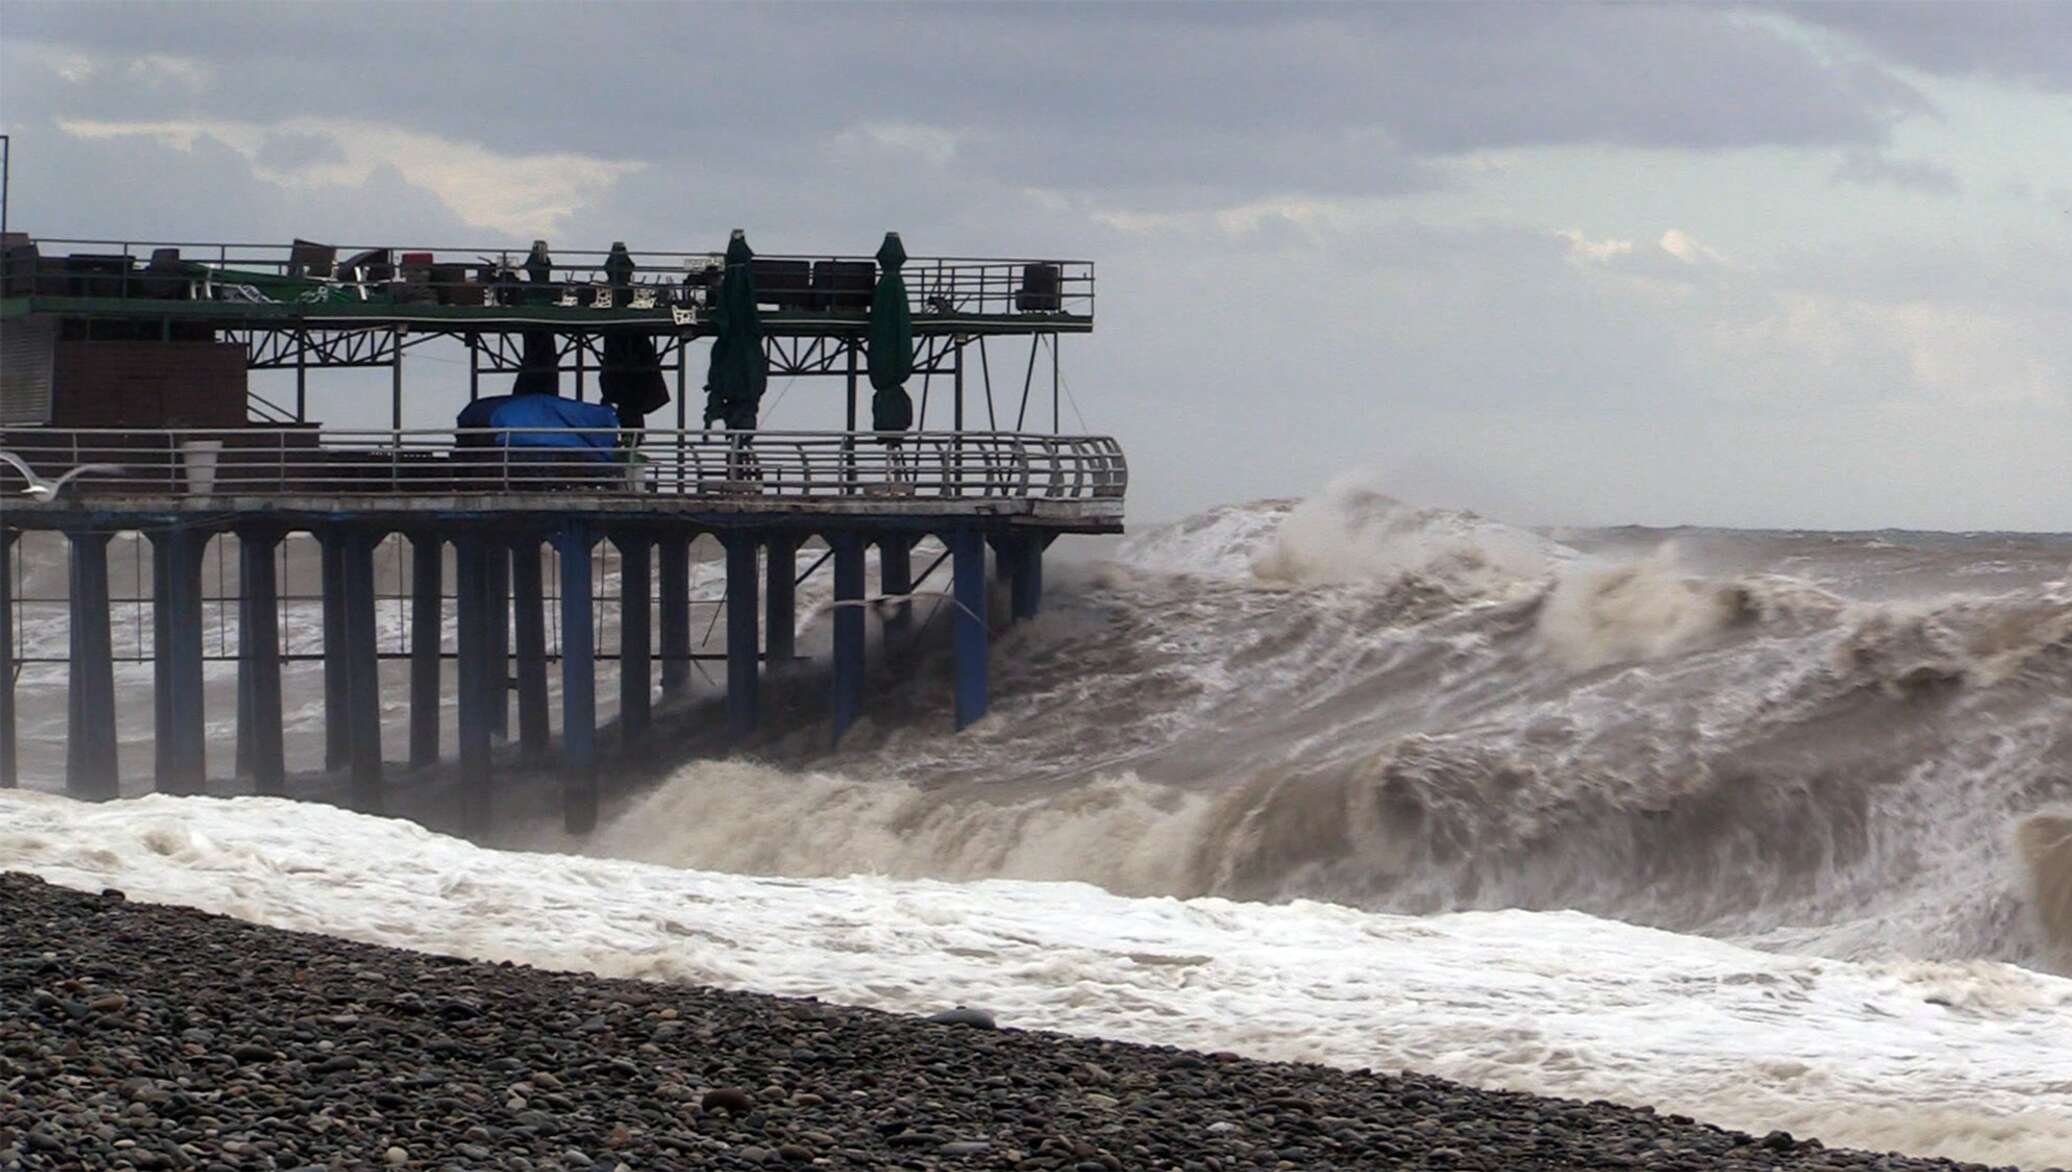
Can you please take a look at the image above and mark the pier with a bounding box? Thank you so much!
[0,234,1124,831]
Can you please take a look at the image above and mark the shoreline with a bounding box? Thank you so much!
[2,872,2034,1172]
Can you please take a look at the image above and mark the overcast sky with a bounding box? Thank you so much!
[4,1,2070,530]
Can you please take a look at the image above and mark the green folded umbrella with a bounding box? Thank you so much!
[867,232,914,433]
[703,230,766,430]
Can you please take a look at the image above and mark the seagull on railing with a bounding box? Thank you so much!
[0,451,129,501]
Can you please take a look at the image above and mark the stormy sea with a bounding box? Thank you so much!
[5,479,2070,1167]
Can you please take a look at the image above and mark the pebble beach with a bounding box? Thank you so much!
[2,873,2031,1172]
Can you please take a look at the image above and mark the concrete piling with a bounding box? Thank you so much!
[65,530,118,800]
[237,530,286,794]
[723,534,759,740]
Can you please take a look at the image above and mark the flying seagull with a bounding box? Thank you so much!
[0,451,129,501]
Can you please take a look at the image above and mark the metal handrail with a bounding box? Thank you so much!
[18,238,1094,320]
[0,428,1127,503]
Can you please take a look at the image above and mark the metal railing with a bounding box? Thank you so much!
[0,428,1126,504]
[11,239,1094,321]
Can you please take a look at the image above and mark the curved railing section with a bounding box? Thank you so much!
[0,428,1127,505]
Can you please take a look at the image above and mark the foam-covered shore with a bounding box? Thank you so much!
[1,873,2039,1172]
[6,791,2070,1168]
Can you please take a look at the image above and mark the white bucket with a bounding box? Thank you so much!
[180,439,223,495]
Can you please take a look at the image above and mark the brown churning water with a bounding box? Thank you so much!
[12,481,2072,972]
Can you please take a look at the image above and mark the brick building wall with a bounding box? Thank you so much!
[50,340,248,428]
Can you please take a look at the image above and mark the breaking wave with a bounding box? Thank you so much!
[564,480,2072,971]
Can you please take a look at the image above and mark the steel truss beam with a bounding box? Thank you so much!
[230,326,403,370]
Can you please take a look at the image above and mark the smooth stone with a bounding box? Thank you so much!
[924,1007,997,1029]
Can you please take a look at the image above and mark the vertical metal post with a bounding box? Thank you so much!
[409,533,443,768]
[953,339,965,496]
[846,339,859,431]
[295,329,307,422]
[455,534,492,831]
[617,531,653,746]
[468,333,480,402]
[830,533,865,744]
[574,335,586,401]
[675,343,692,432]
[343,529,383,812]
[764,534,797,676]
[65,531,119,799]
[511,536,550,761]
[487,539,510,741]
[237,530,286,793]
[844,340,859,493]
[556,523,598,833]
[0,530,16,788]
[154,529,206,795]
[320,532,350,770]
[723,533,758,739]
[951,528,989,730]
[1052,333,1060,434]
[657,536,691,697]
[878,533,914,645]
[391,325,404,432]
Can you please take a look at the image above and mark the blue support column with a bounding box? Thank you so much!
[487,542,510,742]
[0,531,16,789]
[65,531,118,799]
[455,534,492,831]
[765,535,797,676]
[342,530,384,813]
[1011,535,1043,621]
[830,533,865,745]
[657,536,691,699]
[319,533,350,771]
[723,533,758,739]
[408,533,443,769]
[988,534,1043,623]
[237,530,286,794]
[0,531,17,789]
[878,533,915,645]
[556,524,598,833]
[511,536,551,763]
[154,529,207,796]
[951,529,989,730]
[617,532,653,746]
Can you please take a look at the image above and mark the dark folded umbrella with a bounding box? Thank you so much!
[512,330,560,397]
[604,241,635,309]
[867,231,914,434]
[703,230,766,430]
[600,332,669,426]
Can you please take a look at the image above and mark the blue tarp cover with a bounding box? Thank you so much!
[457,394,620,453]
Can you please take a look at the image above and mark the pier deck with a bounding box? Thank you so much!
[0,230,1118,835]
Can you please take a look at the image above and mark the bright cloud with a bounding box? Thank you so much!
[1557,227,1636,262]
[1659,228,1731,267]
[56,116,643,238]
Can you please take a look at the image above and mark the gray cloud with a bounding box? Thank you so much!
[253,129,345,172]
[1831,149,1962,195]
[5,1,1926,206]
[1788,1,2072,90]
[1,2,2065,531]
